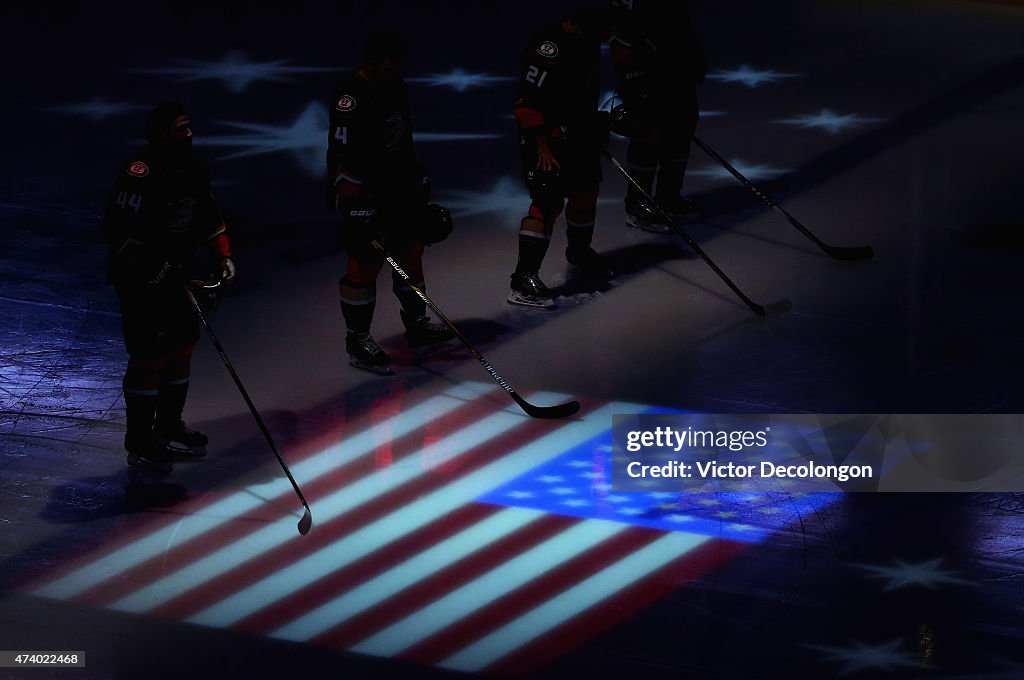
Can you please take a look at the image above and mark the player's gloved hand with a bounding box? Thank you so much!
[341,196,381,245]
[219,257,236,283]
[188,278,221,311]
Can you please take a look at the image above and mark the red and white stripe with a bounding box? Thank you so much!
[30,382,742,675]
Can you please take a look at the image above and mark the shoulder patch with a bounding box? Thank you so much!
[127,161,149,178]
[335,95,357,112]
[537,40,559,59]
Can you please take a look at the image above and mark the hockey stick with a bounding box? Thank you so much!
[604,151,791,317]
[185,279,313,536]
[691,135,874,261]
[369,239,580,419]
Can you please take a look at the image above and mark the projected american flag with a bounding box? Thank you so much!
[29,382,832,675]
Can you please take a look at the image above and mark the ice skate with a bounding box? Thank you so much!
[660,195,699,219]
[346,331,393,375]
[125,435,174,474]
[402,311,458,359]
[156,419,208,458]
[625,196,672,233]
[508,271,555,308]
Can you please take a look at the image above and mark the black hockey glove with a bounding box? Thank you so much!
[609,104,635,137]
[421,203,453,245]
[525,166,564,204]
[187,278,222,311]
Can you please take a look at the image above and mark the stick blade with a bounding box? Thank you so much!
[825,245,874,261]
[519,399,581,419]
[297,507,313,536]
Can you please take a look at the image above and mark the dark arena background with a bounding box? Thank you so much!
[2,0,1023,678]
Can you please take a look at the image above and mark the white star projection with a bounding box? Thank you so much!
[853,558,972,591]
[133,50,337,93]
[407,69,515,92]
[806,639,929,675]
[441,177,532,218]
[688,160,789,182]
[706,64,801,88]
[199,102,502,176]
[198,102,329,176]
[777,108,883,135]
[46,97,148,121]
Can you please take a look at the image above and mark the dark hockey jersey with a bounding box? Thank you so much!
[326,71,420,195]
[513,20,602,136]
[102,149,229,284]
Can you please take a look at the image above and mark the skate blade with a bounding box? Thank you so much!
[507,291,555,308]
[349,356,395,375]
[626,215,672,233]
[164,441,208,459]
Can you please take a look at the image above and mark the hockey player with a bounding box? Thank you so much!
[327,31,455,373]
[103,102,236,474]
[508,9,613,308]
[608,0,706,232]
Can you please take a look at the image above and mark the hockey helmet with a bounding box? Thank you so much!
[609,103,642,138]
[422,203,453,245]
[525,166,564,203]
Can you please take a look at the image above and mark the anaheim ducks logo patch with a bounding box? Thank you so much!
[335,95,357,112]
[537,40,559,58]
[127,161,149,178]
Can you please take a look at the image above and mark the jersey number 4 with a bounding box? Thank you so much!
[526,65,548,87]
[334,126,349,144]
[116,191,142,213]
